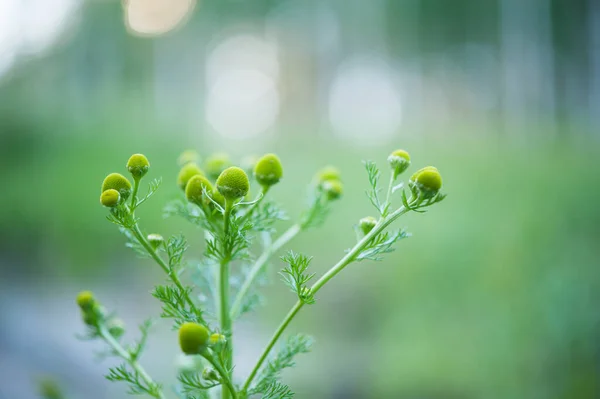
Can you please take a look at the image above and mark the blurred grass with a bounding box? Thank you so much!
[1,108,599,398]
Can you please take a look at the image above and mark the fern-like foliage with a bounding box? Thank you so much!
[279,251,316,304]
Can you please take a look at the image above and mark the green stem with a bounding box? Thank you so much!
[242,205,411,392]
[201,351,238,399]
[220,199,234,399]
[98,325,165,399]
[130,179,141,211]
[230,223,302,319]
[130,225,199,318]
[384,174,395,215]
[239,186,269,224]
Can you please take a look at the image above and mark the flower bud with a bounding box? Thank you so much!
[209,333,226,346]
[359,216,377,235]
[102,173,132,200]
[185,175,213,205]
[322,179,343,200]
[178,322,210,355]
[178,150,200,167]
[126,153,150,180]
[204,153,231,180]
[76,291,95,310]
[216,167,250,200]
[100,189,120,207]
[177,163,204,191]
[315,165,341,184]
[410,166,442,199]
[147,233,164,249]
[202,367,220,382]
[253,153,283,187]
[388,149,410,178]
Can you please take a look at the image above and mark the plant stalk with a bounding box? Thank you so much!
[242,204,410,392]
[98,325,165,399]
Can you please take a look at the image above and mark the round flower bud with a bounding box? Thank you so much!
[359,216,377,235]
[316,165,341,184]
[102,173,132,200]
[253,153,283,187]
[185,175,213,205]
[100,189,120,207]
[178,322,210,355]
[126,153,150,180]
[388,149,410,178]
[76,291,95,310]
[322,179,343,200]
[177,163,204,191]
[410,166,442,198]
[202,367,219,382]
[147,233,164,249]
[216,167,250,200]
[204,153,231,180]
[178,150,200,167]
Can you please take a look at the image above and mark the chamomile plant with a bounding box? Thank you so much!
[78,149,445,399]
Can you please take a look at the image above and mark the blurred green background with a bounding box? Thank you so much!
[1,0,599,398]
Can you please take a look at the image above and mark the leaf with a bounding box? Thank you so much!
[356,229,409,261]
[129,319,154,361]
[167,234,188,270]
[178,372,219,393]
[248,201,288,232]
[300,189,330,229]
[106,363,162,397]
[364,160,384,215]
[135,178,162,208]
[152,285,205,326]
[279,251,315,304]
[250,334,313,397]
[262,381,294,399]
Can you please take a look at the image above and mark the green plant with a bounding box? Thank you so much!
[78,149,445,399]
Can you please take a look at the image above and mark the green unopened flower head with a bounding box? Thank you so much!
[100,189,120,207]
[359,216,377,235]
[254,153,283,187]
[205,153,231,180]
[216,167,250,200]
[322,179,343,200]
[209,333,226,346]
[147,233,164,249]
[316,165,341,184]
[388,149,411,178]
[185,175,213,205]
[178,322,210,355]
[177,163,205,191]
[76,290,95,310]
[102,173,132,200]
[126,153,150,180]
[178,149,200,167]
[410,166,442,199]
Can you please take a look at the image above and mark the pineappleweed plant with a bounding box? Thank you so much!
[77,149,445,399]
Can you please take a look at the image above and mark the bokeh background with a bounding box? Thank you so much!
[1,0,600,398]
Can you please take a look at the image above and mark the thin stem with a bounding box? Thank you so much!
[384,174,395,214]
[220,199,234,399]
[201,351,238,399]
[130,225,199,318]
[239,186,269,224]
[130,179,141,211]
[98,325,165,399]
[241,301,304,393]
[230,223,302,319]
[242,205,411,391]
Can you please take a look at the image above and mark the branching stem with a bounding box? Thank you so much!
[230,223,302,319]
[242,204,411,392]
[98,325,165,399]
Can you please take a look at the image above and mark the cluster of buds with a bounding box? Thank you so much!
[99,154,150,207]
